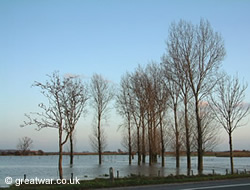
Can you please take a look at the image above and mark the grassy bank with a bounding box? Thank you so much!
[6,173,250,190]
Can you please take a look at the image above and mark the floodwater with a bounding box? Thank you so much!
[0,155,250,187]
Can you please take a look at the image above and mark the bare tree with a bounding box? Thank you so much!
[164,68,181,169]
[21,71,72,179]
[210,74,250,174]
[129,67,145,165]
[165,19,226,175]
[90,74,114,165]
[162,53,193,175]
[116,73,134,164]
[151,65,169,167]
[17,136,33,154]
[62,76,88,165]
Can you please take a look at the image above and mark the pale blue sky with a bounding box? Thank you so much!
[1,0,250,152]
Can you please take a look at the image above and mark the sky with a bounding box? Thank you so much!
[1,0,250,152]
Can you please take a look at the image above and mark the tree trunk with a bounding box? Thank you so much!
[58,128,63,179]
[98,114,102,165]
[142,119,146,163]
[152,115,158,164]
[70,133,74,165]
[128,117,132,165]
[161,148,165,167]
[195,99,203,175]
[184,96,191,175]
[137,125,141,165]
[229,132,234,174]
[174,104,180,169]
[148,117,152,165]
[160,114,165,167]
[186,129,191,175]
[175,134,180,169]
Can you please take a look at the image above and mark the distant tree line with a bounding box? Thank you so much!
[0,150,44,156]
[21,19,249,178]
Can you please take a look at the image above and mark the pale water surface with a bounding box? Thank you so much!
[0,155,250,187]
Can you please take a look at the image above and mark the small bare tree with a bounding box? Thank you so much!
[163,64,181,169]
[210,74,250,174]
[151,65,169,167]
[162,52,193,175]
[62,76,88,165]
[17,136,33,154]
[90,74,114,164]
[116,73,134,164]
[129,67,145,165]
[21,71,72,179]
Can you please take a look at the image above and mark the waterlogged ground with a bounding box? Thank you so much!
[0,155,250,187]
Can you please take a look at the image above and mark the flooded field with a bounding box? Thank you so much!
[1,155,250,187]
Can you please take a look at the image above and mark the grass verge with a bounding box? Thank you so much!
[5,173,250,190]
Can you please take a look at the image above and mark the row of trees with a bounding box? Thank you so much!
[22,19,249,179]
[119,20,249,175]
